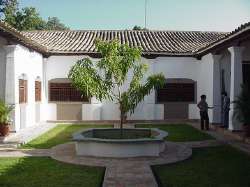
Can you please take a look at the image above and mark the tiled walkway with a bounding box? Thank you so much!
[50,142,192,187]
[0,140,219,187]
[1,122,57,146]
[190,123,250,155]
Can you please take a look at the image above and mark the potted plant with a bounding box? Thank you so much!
[0,100,13,136]
[233,84,250,137]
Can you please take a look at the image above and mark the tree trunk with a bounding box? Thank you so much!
[119,103,125,138]
[120,112,124,130]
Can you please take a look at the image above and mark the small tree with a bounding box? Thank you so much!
[68,40,165,129]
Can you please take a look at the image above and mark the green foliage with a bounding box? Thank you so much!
[0,0,68,31]
[46,16,69,30]
[69,40,165,127]
[14,7,47,31]
[133,25,143,30]
[133,25,148,31]
[0,0,18,25]
[233,84,250,125]
[0,100,13,125]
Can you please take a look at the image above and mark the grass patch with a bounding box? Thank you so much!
[136,124,213,142]
[152,146,250,187]
[0,157,104,187]
[20,124,113,149]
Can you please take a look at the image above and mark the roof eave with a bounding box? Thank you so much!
[0,21,49,55]
[195,24,250,58]
[45,51,196,58]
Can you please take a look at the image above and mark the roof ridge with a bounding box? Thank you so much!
[22,29,228,34]
[1,21,249,57]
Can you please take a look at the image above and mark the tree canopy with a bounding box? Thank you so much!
[133,25,143,30]
[0,0,69,31]
[132,25,148,31]
[68,40,165,129]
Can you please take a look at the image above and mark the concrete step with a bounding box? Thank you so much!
[0,142,19,149]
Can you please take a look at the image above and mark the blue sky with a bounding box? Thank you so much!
[19,0,250,31]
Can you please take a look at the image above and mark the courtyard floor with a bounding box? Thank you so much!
[0,123,250,187]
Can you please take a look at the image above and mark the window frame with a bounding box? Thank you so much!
[35,81,42,102]
[243,61,250,88]
[155,79,197,104]
[19,79,28,104]
[48,82,90,103]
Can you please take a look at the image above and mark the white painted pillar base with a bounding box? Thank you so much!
[228,46,244,131]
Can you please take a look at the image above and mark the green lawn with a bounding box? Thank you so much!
[20,124,113,149]
[152,146,250,187]
[136,124,213,142]
[0,157,104,187]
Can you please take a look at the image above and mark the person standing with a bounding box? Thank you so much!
[197,95,213,130]
[222,92,230,128]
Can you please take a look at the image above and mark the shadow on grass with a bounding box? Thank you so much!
[0,157,105,187]
[21,124,113,149]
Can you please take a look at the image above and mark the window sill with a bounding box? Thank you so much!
[48,102,91,104]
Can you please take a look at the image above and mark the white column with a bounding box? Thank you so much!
[4,45,16,104]
[42,57,48,101]
[4,45,17,131]
[212,54,222,123]
[228,46,244,131]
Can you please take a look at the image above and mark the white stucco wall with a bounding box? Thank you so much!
[46,55,204,121]
[2,44,220,128]
[198,54,215,122]
[154,56,201,119]
[13,45,44,131]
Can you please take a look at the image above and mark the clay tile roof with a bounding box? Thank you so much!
[2,20,250,57]
[196,22,250,56]
[0,21,48,54]
[22,30,227,56]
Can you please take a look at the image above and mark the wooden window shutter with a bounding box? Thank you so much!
[19,79,28,103]
[49,83,89,102]
[157,83,195,103]
[35,81,41,102]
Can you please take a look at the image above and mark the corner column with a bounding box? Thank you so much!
[4,45,17,131]
[212,54,222,124]
[228,46,244,131]
[4,45,16,104]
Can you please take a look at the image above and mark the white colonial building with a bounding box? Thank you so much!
[0,21,249,132]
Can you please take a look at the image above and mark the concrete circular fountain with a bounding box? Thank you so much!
[73,128,168,158]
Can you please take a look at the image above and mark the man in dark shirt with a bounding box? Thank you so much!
[197,95,213,130]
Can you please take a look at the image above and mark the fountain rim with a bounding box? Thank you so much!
[72,128,168,144]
